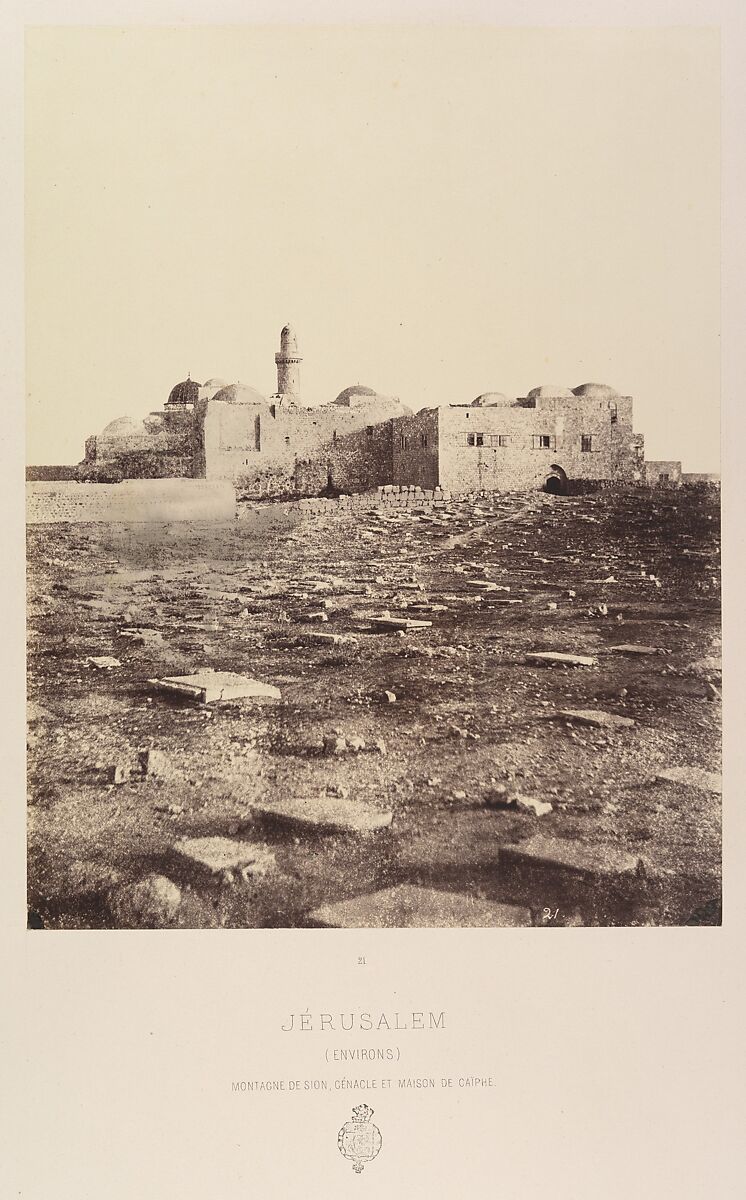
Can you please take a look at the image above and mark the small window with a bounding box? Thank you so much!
[532,434,553,450]
[284,436,291,446]
[466,433,475,447]
[420,432,428,448]
[581,434,592,453]
[333,430,337,443]
[490,434,509,447]
[610,402,618,423]
[475,433,484,447]
[660,472,669,482]
[367,425,374,437]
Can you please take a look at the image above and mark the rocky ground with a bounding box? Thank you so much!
[26,485,721,928]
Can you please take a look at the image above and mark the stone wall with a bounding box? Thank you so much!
[26,479,236,524]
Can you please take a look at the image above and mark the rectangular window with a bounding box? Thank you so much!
[610,402,618,423]
[660,473,669,482]
[581,434,593,452]
[532,434,554,450]
[475,433,484,447]
[490,434,509,447]
[466,433,475,447]
[284,436,291,446]
[367,425,374,437]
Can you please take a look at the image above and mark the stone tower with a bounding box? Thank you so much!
[274,324,302,401]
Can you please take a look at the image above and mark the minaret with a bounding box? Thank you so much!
[274,324,302,401]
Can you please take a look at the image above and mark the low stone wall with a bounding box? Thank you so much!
[26,479,236,524]
[238,484,453,519]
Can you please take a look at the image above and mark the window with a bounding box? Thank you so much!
[660,472,670,482]
[333,430,337,443]
[420,432,428,448]
[610,402,618,424]
[532,434,554,450]
[490,434,509,447]
[581,434,593,453]
[475,433,484,447]
[466,433,475,447]
[399,435,410,451]
[284,436,291,446]
[367,426,374,437]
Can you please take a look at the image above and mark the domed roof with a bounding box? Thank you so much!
[101,416,145,438]
[572,382,619,400]
[527,385,575,401]
[472,392,512,407]
[203,377,228,388]
[212,382,266,406]
[334,385,379,407]
[167,378,200,407]
[280,324,298,353]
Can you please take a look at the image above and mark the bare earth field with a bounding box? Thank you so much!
[26,486,721,928]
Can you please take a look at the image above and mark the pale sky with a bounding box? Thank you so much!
[25,25,720,470]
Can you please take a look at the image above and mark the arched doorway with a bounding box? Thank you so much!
[544,464,569,495]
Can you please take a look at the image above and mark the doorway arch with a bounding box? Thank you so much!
[544,464,569,495]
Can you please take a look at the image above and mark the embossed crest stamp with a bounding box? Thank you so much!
[337,1104,382,1173]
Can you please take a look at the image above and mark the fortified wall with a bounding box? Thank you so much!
[26,479,236,524]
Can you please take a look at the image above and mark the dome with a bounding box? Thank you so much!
[212,383,267,406]
[527,385,575,401]
[167,378,200,407]
[334,385,379,407]
[203,377,228,388]
[280,324,298,354]
[572,382,619,400]
[101,416,145,439]
[472,392,512,407]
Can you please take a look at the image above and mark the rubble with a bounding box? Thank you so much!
[251,795,393,834]
[525,652,598,668]
[557,710,635,729]
[108,874,182,928]
[147,669,281,703]
[308,885,533,928]
[654,767,721,794]
[171,837,276,878]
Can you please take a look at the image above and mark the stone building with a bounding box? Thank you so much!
[83,327,410,496]
[391,383,645,494]
[81,330,649,496]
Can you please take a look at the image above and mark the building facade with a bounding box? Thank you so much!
[392,384,644,494]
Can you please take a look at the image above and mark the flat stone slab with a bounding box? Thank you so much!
[172,837,275,876]
[148,669,281,703]
[500,835,644,882]
[368,616,433,631]
[609,643,667,655]
[308,885,532,928]
[525,652,597,667]
[251,796,393,835]
[558,709,635,729]
[655,766,722,794]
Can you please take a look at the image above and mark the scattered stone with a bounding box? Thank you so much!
[109,762,129,785]
[306,610,329,622]
[368,616,433,632]
[525,652,598,668]
[655,766,721,794]
[453,789,467,801]
[138,748,172,777]
[108,874,182,928]
[301,631,354,646]
[172,837,275,877]
[372,738,387,755]
[88,656,122,670]
[323,734,348,756]
[500,835,645,883]
[251,795,393,835]
[308,885,533,928]
[347,735,366,753]
[609,644,667,656]
[148,670,281,703]
[558,709,635,729]
[514,795,553,817]
[383,690,397,703]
